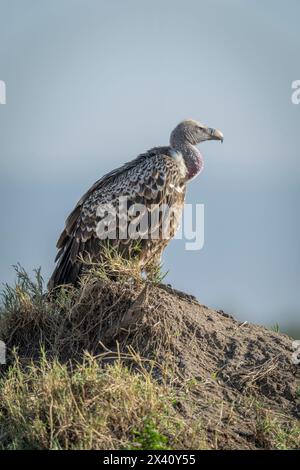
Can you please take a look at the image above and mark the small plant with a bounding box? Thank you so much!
[128,421,170,450]
[256,415,300,450]
[1,264,44,313]
[271,323,280,333]
[250,399,300,450]
[143,262,169,286]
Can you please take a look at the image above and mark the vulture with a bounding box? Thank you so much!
[48,119,223,289]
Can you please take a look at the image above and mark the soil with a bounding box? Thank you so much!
[2,277,300,449]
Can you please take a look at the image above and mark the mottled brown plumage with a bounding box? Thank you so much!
[48,119,223,289]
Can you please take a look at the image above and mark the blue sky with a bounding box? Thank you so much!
[0,0,299,332]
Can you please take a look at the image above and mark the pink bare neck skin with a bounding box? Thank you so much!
[170,136,204,180]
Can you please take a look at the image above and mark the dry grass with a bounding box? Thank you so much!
[0,351,205,450]
[0,264,191,371]
[78,242,167,286]
[246,398,300,450]
[0,264,205,450]
[0,264,299,450]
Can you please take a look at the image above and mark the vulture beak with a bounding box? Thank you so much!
[207,128,224,143]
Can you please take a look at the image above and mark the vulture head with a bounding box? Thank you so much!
[170,119,224,146]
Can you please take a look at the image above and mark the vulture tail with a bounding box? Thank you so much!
[48,237,82,291]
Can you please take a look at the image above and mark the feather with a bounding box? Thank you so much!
[48,142,189,289]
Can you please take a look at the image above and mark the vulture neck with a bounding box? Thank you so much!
[170,138,203,181]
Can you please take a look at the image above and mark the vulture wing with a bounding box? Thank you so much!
[48,148,186,289]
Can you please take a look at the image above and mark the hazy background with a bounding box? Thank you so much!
[0,0,299,334]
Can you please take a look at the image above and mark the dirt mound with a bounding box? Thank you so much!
[1,271,299,449]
